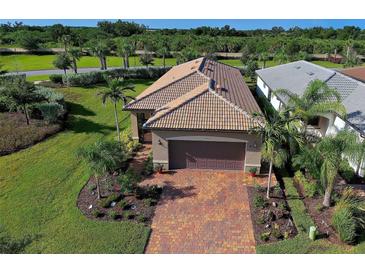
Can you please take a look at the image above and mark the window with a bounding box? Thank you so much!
[308,117,320,127]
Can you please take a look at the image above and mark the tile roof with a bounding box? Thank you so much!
[144,85,260,131]
[125,57,261,132]
[124,71,208,110]
[340,66,365,83]
[256,60,365,134]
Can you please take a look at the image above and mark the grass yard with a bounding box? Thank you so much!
[0,79,153,253]
[256,177,365,253]
[311,60,345,68]
[26,75,50,82]
[220,59,281,68]
[0,54,177,72]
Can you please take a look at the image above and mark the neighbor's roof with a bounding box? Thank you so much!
[256,60,365,134]
[125,57,261,132]
[340,66,365,83]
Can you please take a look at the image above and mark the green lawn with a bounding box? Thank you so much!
[26,75,50,82]
[256,177,365,253]
[311,60,345,68]
[220,59,280,68]
[0,80,153,253]
[0,54,177,72]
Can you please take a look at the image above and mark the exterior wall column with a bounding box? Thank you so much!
[130,111,139,140]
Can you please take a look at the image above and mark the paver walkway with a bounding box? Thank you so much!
[142,170,273,253]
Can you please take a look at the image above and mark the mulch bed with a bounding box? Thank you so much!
[0,112,63,156]
[293,179,346,245]
[248,183,298,244]
[77,172,161,226]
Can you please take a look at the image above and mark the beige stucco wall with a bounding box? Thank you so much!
[151,129,262,172]
[130,112,139,140]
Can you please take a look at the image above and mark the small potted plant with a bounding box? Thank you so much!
[155,164,164,174]
[249,167,257,177]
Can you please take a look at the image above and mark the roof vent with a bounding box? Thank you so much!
[307,71,315,76]
[295,65,301,69]
[216,84,222,92]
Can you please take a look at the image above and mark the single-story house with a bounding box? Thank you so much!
[124,57,263,172]
[256,60,365,176]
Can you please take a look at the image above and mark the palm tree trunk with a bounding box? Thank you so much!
[323,182,334,207]
[267,160,273,199]
[99,57,104,70]
[73,58,78,73]
[163,55,166,68]
[63,68,67,75]
[113,102,121,144]
[103,56,107,70]
[125,54,129,68]
[95,175,101,200]
[23,105,30,125]
[122,57,126,69]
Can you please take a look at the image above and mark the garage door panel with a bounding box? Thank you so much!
[169,141,245,170]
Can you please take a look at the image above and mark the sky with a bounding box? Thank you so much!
[1,19,365,30]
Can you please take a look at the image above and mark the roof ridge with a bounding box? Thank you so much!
[125,71,199,108]
[143,83,209,128]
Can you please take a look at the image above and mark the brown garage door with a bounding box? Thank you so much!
[169,141,245,170]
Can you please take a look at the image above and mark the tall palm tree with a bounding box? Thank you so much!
[68,47,81,73]
[156,45,170,68]
[273,48,289,64]
[258,52,269,69]
[98,78,135,144]
[317,130,358,207]
[252,109,303,198]
[274,80,347,140]
[116,39,135,69]
[77,140,127,200]
[89,40,109,70]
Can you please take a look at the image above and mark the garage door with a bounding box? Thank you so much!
[169,141,245,170]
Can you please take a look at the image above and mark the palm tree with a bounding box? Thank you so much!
[273,48,289,64]
[53,52,71,75]
[116,39,135,69]
[98,78,135,144]
[252,109,303,198]
[77,140,127,200]
[274,80,347,140]
[156,45,170,68]
[139,51,154,68]
[68,47,81,73]
[317,130,358,207]
[89,40,109,70]
[258,52,269,69]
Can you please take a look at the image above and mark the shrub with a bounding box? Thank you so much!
[136,214,148,223]
[253,194,266,209]
[49,74,63,84]
[62,67,170,87]
[118,169,138,194]
[249,167,257,174]
[260,232,270,241]
[98,193,121,208]
[339,159,355,182]
[119,199,128,209]
[332,187,365,244]
[92,209,103,218]
[123,211,135,220]
[120,133,142,155]
[87,183,97,192]
[34,86,64,105]
[142,153,154,176]
[108,210,119,220]
[36,102,63,123]
[143,198,157,207]
[254,183,265,193]
[271,224,282,239]
[294,170,319,198]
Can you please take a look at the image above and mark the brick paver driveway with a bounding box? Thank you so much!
[142,170,259,253]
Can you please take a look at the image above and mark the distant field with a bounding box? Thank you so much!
[0,54,177,72]
[311,60,344,68]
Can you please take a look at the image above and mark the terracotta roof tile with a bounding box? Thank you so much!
[341,66,365,83]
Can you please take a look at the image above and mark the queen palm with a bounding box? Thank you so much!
[116,39,135,69]
[89,40,109,70]
[98,78,135,144]
[68,47,81,73]
[317,130,358,207]
[77,140,127,200]
[252,109,303,198]
[274,80,347,140]
[258,52,269,69]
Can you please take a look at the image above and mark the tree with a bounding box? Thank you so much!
[68,47,81,73]
[16,30,40,50]
[343,43,361,68]
[175,48,199,64]
[245,59,259,80]
[240,45,253,65]
[98,78,135,144]
[89,40,109,70]
[317,130,358,207]
[116,39,135,69]
[139,51,154,67]
[77,140,127,200]
[258,52,269,69]
[274,80,347,140]
[2,78,43,125]
[53,52,71,75]
[252,109,303,198]
[60,34,72,52]
[273,48,289,64]
[155,39,170,68]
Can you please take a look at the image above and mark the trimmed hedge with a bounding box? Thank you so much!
[49,74,63,84]
[60,67,171,87]
[0,73,26,85]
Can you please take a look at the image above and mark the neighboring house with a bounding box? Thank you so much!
[341,66,365,83]
[256,60,365,176]
[124,57,262,172]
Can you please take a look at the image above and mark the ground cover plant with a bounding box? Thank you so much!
[0,80,154,253]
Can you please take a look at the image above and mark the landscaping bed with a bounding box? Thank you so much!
[248,182,298,244]
[0,112,63,155]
